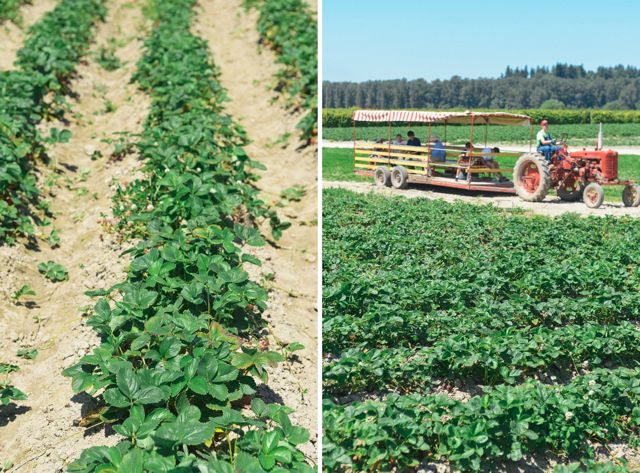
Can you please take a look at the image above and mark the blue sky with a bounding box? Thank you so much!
[323,0,640,82]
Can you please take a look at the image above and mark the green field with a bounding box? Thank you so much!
[322,147,640,202]
[323,123,640,146]
[323,188,640,472]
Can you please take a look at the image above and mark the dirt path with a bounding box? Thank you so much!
[0,1,150,470]
[324,180,640,218]
[194,0,318,461]
[0,0,59,70]
[322,140,640,155]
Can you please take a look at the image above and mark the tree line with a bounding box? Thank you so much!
[323,64,640,110]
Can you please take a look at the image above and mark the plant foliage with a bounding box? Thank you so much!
[246,0,317,142]
[64,1,312,471]
[0,0,106,245]
[322,188,640,471]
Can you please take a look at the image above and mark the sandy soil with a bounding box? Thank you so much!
[0,0,59,70]
[323,180,640,218]
[194,0,318,462]
[322,140,640,156]
[0,1,150,470]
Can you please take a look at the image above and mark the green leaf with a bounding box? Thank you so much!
[119,447,143,473]
[123,288,157,310]
[188,376,208,395]
[103,388,130,408]
[116,368,139,400]
[134,386,165,405]
[180,281,204,304]
[219,269,248,284]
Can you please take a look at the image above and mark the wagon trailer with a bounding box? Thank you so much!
[352,109,640,208]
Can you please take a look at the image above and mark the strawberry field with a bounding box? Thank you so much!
[0,0,317,470]
[322,188,640,472]
[246,0,317,143]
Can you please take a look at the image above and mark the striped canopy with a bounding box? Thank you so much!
[352,109,532,126]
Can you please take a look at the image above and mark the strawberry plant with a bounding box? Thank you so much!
[245,0,317,143]
[0,362,27,406]
[0,0,31,25]
[0,0,105,245]
[38,261,68,282]
[65,1,312,470]
[323,189,640,471]
[10,284,36,303]
[16,348,38,360]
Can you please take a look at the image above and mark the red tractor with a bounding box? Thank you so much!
[513,140,640,208]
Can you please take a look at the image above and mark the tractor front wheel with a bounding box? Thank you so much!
[583,183,605,209]
[513,153,551,202]
[391,166,409,189]
[622,184,640,207]
[374,166,391,187]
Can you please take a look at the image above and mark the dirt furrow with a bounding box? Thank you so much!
[324,180,640,218]
[0,1,150,470]
[193,0,318,461]
[0,0,59,70]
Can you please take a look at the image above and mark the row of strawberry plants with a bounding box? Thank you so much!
[324,290,640,353]
[64,1,311,471]
[0,0,30,24]
[324,321,640,395]
[323,191,640,353]
[0,0,106,245]
[246,0,318,142]
[324,367,640,472]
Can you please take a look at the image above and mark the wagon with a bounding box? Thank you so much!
[351,109,640,208]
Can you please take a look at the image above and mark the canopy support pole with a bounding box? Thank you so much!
[388,120,391,160]
[427,123,432,176]
[484,121,488,147]
[470,116,475,149]
[529,122,533,152]
[352,117,356,166]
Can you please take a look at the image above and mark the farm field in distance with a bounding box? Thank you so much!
[323,123,640,146]
[0,0,317,471]
[322,188,640,472]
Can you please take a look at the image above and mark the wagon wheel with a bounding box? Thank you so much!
[557,179,584,202]
[621,184,640,207]
[390,166,409,189]
[583,182,605,209]
[513,153,551,202]
[374,166,391,187]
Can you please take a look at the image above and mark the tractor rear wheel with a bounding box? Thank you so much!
[557,180,583,202]
[583,183,605,208]
[391,166,409,189]
[374,166,391,187]
[513,153,551,202]
[622,184,640,207]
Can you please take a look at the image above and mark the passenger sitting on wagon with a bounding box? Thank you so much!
[392,134,405,145]
[456,142,474,180]
[406,131,421,147]
[537,119,561,161]
[482,146,508,182]
[431,135,446,162]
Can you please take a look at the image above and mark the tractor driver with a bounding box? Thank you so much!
[537,119,561,162]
